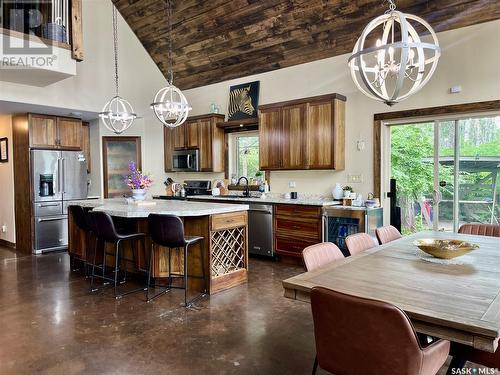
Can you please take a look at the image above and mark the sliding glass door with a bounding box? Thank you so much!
[389,115,499,234]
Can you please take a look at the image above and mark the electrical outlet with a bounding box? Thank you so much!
[347,174,363,183]
[1,225,7,233]
[289,181,296,188]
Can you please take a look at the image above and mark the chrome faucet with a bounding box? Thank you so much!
[237,176,250,197]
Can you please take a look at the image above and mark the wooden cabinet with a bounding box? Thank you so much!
[29,113,82,150]
[81,122,91,172]
[258,93,345,170]
[274,204,322,258]
[164,114,225,172]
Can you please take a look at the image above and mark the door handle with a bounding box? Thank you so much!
[37,217,65,223]
[187,154,192,169]
[61,158,65,193]
[38,203,60,207]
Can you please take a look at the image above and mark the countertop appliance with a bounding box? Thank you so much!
[153,180,211,200]
[172,149,200,172]
[31,150,87,254]
[248,204,274,257]
[322,206,383,256]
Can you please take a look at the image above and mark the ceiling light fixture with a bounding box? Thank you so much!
[348,0,440,106]
[99,4,137,134]
[151,0,191,128]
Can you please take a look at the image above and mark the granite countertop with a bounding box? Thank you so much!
[68,198,249,218]
[187,194,341,206]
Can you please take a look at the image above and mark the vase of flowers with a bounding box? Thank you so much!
[125,161,153,201]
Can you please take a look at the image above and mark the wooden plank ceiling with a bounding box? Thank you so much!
[113,0,500,90]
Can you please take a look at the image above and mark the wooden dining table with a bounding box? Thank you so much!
[282,231,500,352]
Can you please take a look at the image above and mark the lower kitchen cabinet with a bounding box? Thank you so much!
[273,204,322,258]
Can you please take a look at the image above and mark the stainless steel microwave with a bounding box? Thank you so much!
[172,149,200,172]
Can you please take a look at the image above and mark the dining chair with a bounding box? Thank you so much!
[458,223,500,237]
[310,287,450,375]
[375,225,402,245]
[302,242,344,272]
[345,233,377,256]
[448,344,499,374]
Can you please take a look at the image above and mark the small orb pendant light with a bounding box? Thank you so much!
[151,0,192,128]
[99,4,137,134]
[348,0,441,106]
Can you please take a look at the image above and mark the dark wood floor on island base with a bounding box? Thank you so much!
[0,246,489,374]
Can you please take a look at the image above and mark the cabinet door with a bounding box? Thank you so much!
[30,115,57,148]
[186,120,199,148]
[57,118,82,150]
[81,122,91,172]
[173,123,186,150]
[281,104,307,169]
[198,119,213,171]
[307,101,334,168]
[259,108,282,169]
[163,127,174,172]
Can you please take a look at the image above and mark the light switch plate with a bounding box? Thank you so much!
[348,174,363,183]
[289,181,296,188]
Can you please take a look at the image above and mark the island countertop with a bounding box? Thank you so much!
[68,198,249,218]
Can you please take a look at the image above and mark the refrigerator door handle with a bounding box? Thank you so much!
[61,157,65,194]
[56,157,62,195]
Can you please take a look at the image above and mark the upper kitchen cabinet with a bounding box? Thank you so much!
[164,114,225,172]
[258,93,346,170]
[29,114,83,150]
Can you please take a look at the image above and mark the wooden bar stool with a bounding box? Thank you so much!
[147,214,206,307]
[88,211,146,299]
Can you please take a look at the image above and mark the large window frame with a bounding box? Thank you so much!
[228,130,260,180]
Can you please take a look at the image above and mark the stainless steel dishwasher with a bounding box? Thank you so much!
[248,204,274,257]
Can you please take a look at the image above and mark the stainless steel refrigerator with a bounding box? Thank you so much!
[31,150,87,254]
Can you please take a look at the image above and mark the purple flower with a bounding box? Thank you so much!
[125,161,153,190]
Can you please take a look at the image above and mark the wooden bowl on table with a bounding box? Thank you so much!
[414,239,479,259]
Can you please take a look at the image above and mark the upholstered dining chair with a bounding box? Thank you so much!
[458,223,500,237]
[310,287,450,375]
[345,233,377,256]
[375,225,402,245]
[302,242,344,272]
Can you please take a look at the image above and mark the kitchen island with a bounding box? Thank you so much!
[68,199,249,295]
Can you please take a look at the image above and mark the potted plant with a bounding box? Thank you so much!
[343,185,354,198]
[255,170,263,184]
[125,161,153,201]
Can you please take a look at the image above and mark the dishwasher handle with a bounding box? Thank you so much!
[248,205,273,214]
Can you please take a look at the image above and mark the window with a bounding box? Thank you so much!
[229,131,260,180]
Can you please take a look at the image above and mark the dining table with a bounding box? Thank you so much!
[282,231,500,353]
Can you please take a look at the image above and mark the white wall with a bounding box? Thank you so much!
[0,115,15,243]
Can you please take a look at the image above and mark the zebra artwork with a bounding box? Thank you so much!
[227,81,259,120]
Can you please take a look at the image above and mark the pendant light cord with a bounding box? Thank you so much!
[112,4,119,96]
[166,0,174,84]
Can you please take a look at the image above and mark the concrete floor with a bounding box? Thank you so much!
[0,247,491,375]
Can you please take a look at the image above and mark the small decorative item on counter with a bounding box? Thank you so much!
[283,192,291,199]
[343,185,353,198]
[214,179,228,195]
[255,171,264,184]
[342,197,353,206]
[126,161,153,201]
[290,192,298,199]
[332,183,343,199]
[163,177,174,196]
[263,180,269,193]
[212,187,221,196]
[365,200,377,208]
[352,193,363,206]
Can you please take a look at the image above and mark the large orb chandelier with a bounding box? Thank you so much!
[348,0,440,106]
[100,4,136,134]
[151,0,191,128]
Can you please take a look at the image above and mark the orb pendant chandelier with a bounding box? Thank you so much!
[348,0,441,106]
[100,5,136,134]
[151,0,191,128]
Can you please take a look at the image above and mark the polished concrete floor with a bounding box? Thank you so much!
[0,247,490,375]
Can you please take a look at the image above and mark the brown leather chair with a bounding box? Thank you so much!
[458,223,500,237]
[302,242,344,272]
[376,225,403,244]
[310,287,450,375]
[448,344,499,374]
[345,233,377,256]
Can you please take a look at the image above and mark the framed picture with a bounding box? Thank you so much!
[227,81,260,121]
[102,136,141,198]
[0,137,8,162]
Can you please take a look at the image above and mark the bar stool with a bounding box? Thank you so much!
[67,205,93,275]
[147,214,206,306]
[88,211,146,299]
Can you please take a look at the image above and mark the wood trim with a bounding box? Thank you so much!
[188,113,225,122]
[70,0,84,61]
[102,136,141,198]
[0,239,16,249]
[259,93,347,110]
[0,27,71,51]
[217,118,258,130]
[373,100,500,199]
[374,100,500,121]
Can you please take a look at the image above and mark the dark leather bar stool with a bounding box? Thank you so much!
[88,211,146,299]
[147,214,206,306]
[67,205,93,275]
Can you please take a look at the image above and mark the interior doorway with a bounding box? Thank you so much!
[387,115,499,234]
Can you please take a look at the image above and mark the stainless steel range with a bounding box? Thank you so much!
[31,150,88,254]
